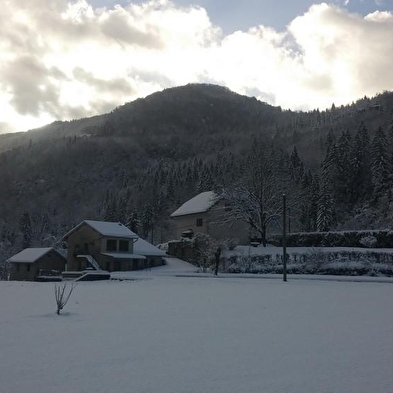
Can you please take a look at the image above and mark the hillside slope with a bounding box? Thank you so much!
[1,83,393,261]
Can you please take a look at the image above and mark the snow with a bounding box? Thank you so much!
[63,220,138,240]
[2,264,393,393]
[6,247,55,263]
[101,252,146,259]
[225,244,393,257]
[170,191,219,217]
[133,237,167,256]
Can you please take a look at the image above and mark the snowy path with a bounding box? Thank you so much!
[110,257,197,280]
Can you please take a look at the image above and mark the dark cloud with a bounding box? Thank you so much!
[2,56,64,116]
[72,68,134,95]
[100,9,164,49]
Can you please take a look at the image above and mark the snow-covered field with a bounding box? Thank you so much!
[2,262,393,393]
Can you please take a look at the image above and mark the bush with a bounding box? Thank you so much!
[359,235,377,248]
[269,230,393,248]
[224,248,393,277]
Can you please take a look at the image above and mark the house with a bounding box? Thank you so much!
[62,220,165,272]
[7,247,66,281]
[170,191,249,244]
[134,237,167,268]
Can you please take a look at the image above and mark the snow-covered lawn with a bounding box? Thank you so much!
[2,269,393,393]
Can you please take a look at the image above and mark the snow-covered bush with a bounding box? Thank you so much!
[225,248,393,277]
[270,230,393,248]
[359,235,378,248]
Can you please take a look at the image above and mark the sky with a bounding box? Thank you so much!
[0,0,393,133]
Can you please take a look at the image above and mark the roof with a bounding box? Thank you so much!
[170,191,219,217]
[6,248,65,263]
[63,220,138,240]
[101,253,146,260]
[134,237,166,257]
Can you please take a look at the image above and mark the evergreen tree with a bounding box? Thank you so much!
[289,146,304,184]
[299,172,319,231]
[387,116,393,166]
[197,167,213,193]
[38,213,50,245]
[335,130,352,204]
[371,126,390,197]
[141,203,154,240]
[104,193,118,221]
[317,178,334,232]
[126,210,140,234]
[117,197,128,223]
[349,122,372,203]
[19,212,33,248]
[322,129,337,182]
[309,174,320,231]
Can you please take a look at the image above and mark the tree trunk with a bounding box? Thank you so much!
[262,224,267,247]
[214,247,221,276]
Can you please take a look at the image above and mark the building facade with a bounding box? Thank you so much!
[171,191,250,244]
[8,248,66,281]
[62,220,165,272]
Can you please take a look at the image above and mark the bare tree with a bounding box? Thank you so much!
[219,141,300,246]
[192,234,233,275]
[55,282,76,315]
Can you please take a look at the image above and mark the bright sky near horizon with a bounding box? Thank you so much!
[0,0,392,133]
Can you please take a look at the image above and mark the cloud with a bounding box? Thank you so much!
[0,0,393,133]
[288,4,393,107]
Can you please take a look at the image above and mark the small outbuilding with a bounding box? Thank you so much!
[7,248,66,281]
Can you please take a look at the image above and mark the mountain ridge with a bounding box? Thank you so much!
[1,83,393,264]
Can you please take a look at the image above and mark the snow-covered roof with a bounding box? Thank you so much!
[170,191,219,217]
[101,253,146,260]
[134,237,167,257]
[63,220,138,240]
[7,248,65,263]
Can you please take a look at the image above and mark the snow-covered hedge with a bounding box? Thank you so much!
[269,230,393,248]
[225,249,393,276]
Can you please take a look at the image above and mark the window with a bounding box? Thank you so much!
[119,240,129,252]
[84,243,89,252]
[106,239,117,252]
[26,264,31,272]
[16,264,20,272]
[196,218,203,227]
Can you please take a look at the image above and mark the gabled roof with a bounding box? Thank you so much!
[134,237,166,257]
[6,248,66,263]
[170,191,219,217]
[101,253,146,260]
[62,220,138,240]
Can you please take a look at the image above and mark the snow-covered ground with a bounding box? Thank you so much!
[2,261,393,393]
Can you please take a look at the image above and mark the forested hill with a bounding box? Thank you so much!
[1,83,393,263]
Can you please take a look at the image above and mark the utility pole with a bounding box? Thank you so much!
[283,194,287,282]
[288,207,291,234]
